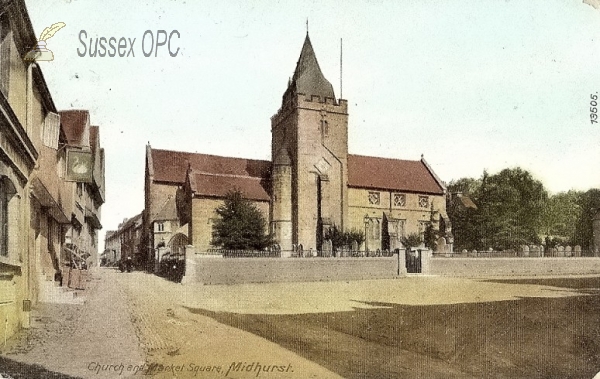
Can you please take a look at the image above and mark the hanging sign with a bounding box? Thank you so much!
[66,149,93,183]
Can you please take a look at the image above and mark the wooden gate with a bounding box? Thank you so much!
[405,249,422,273]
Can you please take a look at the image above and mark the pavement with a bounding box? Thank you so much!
[1,268,145,379]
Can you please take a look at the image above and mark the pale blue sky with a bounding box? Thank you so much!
[24,0,600,244]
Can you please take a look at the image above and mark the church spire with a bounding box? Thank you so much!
[289,34,336,100]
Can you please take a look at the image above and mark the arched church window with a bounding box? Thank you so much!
[370,219,381,240]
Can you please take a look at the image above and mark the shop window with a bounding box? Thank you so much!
[0,13,10,97]
[0,176,16,257]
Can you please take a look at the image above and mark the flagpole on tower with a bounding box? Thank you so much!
[340,38,343,100]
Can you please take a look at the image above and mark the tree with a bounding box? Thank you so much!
[401,233,423,249]
[447,178,482,250]
[324,225,365,251]
[448,168,548,250]
[573,189,600,250]
[541,190,582,241]
[211,189,273,250]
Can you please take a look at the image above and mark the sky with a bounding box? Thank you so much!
[23,0,600,251]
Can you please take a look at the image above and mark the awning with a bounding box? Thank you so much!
[30,177,70,224]
[85,207,103,229]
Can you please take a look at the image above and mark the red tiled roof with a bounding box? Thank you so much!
[60,110,89,146]
[190,173,270,201]
[347,155,444,195]
[150,148,271,185]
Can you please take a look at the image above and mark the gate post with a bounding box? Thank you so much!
[395,248,407,276]
[421,249,432,275]
[181,245,196,285]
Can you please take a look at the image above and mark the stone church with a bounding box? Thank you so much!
[143,34,449,264]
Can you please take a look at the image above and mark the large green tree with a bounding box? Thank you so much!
[573,189,600,249]
[211,189,273,250]
[541,190,581,240]
[449,169,600,252]
[448,168,548,250]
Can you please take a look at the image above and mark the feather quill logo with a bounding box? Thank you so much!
[24,22,66,62]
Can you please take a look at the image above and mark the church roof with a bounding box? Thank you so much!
[150,148,271,185]
[456,193,477,209]
[289,34,336,100]
[189,172,270,202]
[155,196,178,221]
[347,155,445,195]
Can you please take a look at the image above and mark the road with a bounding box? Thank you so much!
[1,269,342,379]
[2,269,600,378]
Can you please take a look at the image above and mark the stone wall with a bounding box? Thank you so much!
[184,255,401,285]
[429,257,600,277]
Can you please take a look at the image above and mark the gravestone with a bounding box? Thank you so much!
[521,245,530,257]
[556,245,565,257]
[352,240,359,254]
[564,245,572,257]
[574,245,582,257]
[436,237,447,255]
[530,245,540,257]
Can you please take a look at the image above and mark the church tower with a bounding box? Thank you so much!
[271,34,349,254]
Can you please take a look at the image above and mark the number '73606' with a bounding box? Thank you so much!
[591,94,598,124]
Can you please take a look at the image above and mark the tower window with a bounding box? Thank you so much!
[321,120,329,139]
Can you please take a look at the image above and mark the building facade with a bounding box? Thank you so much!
[59,110,105,270]
[119,213,142,265]
[0,1,105,341]
[143,34,448,266]
[102,230,120,266]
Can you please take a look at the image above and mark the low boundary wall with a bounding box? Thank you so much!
[429,257,600,277]
[184,256,401,285]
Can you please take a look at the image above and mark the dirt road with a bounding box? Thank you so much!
[2,269,600,378]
